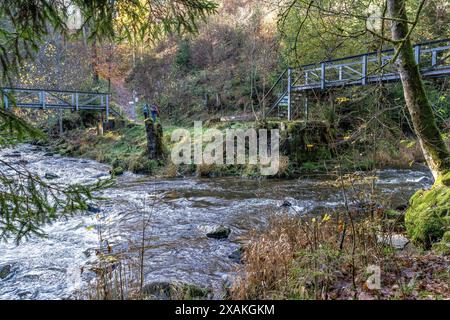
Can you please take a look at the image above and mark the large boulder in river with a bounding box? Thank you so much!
[206,226,231,239]
[142,281,211,300]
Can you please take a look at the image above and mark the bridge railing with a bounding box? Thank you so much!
[2,88,111,119]
[292,38,450,90]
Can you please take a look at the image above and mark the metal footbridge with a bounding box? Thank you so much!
[263,38,450,120]
[1,87,121,119]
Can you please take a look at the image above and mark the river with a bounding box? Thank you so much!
[0,144,433,299]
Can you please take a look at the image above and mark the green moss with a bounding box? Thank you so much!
[438,171,450,187]
[432,231,450,255]
[385,209,402,219]
[405,184,450,248]
[442,230,450,243]
[111,166,124,176]
[301,162,319,170]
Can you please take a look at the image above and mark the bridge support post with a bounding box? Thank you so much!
[362,54,368,85]
[105,94,110,121]
[58,109,63,135]
[39,91,46,109]
[320,62,326,90]
[287,67,292,121]
[3,89,8,110]
[304,97,309,122]
[414,45,421,65]
[97,120,104,136]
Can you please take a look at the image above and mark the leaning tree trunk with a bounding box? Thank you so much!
[387,0,450,181]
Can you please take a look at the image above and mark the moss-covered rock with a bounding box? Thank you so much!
[111,166,124,176]
[405,184,450,248]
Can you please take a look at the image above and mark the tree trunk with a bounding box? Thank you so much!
[145,118,164,160]
[91,39,100,86]
[387,0,450,180]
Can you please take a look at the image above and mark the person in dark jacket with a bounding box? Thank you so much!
[150,103,160,122]
[143,103,149,119]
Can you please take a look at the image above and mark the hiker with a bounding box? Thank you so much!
[143,103,149,119]
[150,103,160,122]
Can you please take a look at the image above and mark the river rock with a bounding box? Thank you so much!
[281,200,292,207]
[221,274,233,290]
[83,248,94,258]
[43,152,54,157]
[87,204,101,213]
[44,172,59,180]
[4,152,21,158]
[377,233,410,250]
[142,281,211,300]
[228,247,244,263]
[0,264,12,280]
[207,226,231,239]
[110,167,124,176]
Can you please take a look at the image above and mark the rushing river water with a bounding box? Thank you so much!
[0,144,433,300]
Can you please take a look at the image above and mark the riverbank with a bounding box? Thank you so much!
[227,168,450,300]
[230,211,449,300]
[46,119,431,179]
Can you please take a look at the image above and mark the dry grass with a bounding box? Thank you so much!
[196,163,217,177]
[81,258,142,300]
[277,155,290,176]
[371,139,425,168]
[230,212,449,300]
[373,136,450,168]
[165,162,180,177]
